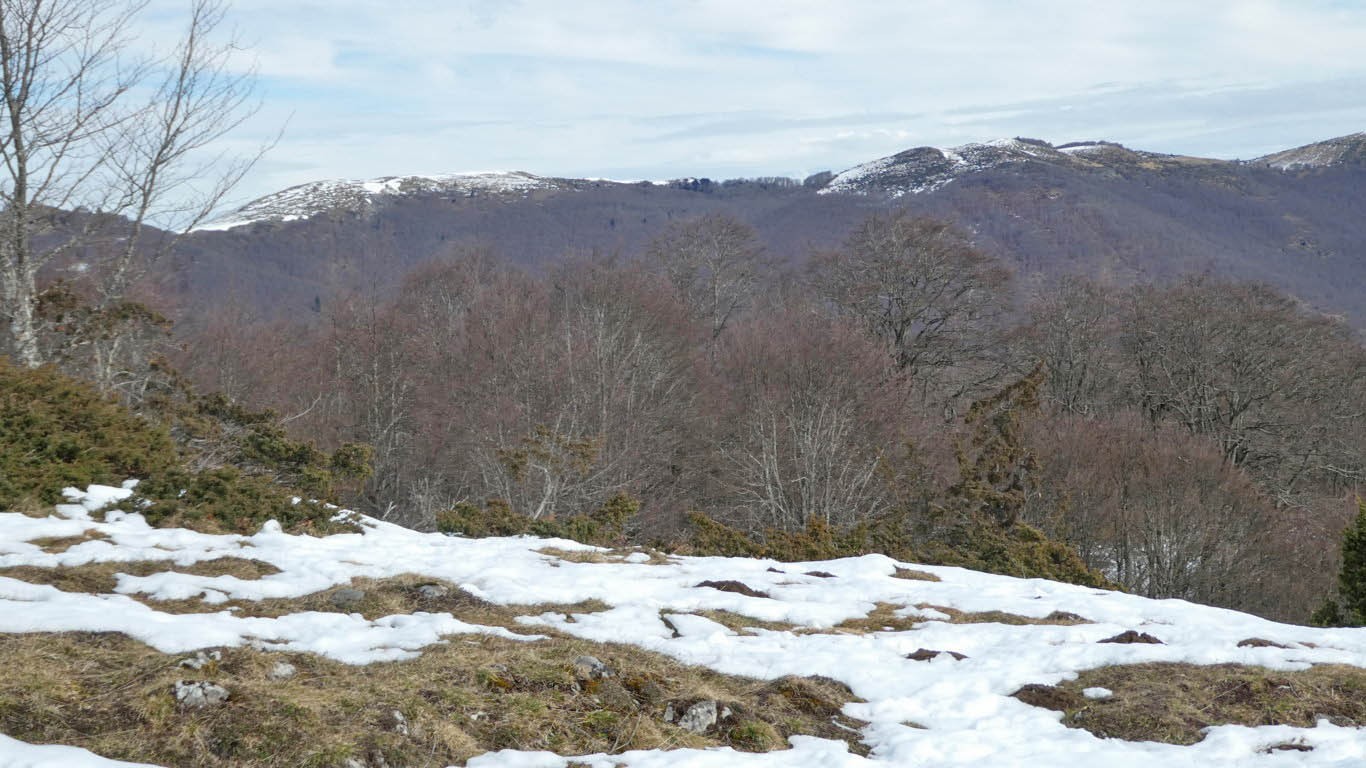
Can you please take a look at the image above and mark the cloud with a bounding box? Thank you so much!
[134,0,1366,204]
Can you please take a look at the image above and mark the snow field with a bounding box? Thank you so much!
[1,484,1364,766]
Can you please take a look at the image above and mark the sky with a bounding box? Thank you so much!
[141,0,1366,207]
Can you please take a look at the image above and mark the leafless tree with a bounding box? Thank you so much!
[1024,412,1289,616]
[1120,278,1366,501]
[0,0,258,373]
[715,308,910,533]
[647,213,763,341]
[810,213,1013,402]
[1024,276,1120,415]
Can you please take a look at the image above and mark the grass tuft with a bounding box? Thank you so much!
[1011,662,1366,745]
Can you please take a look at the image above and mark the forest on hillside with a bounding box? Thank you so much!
[67,211,1353,624]
[0,2,1362,625]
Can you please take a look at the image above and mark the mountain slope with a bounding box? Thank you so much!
[1,484,1364,766]
[1254,133,1366,170]
[169,133,1366,327]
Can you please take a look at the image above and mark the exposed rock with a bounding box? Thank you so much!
[415,583,449,599]
[804,570,836,578]
[906,648,968,661]
[573,655,614,680]
[177,649,222,670]
[664,699,732,733]
[174,680,230,708]
[329,588,366,609]
[268,661,297,680]
[382,709,409,737]
[1098,630,1163,645]
[695,580,770,599]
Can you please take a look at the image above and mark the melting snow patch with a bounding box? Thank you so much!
[1,483,1365,766]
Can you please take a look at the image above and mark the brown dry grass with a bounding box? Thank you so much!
[816,602,1089,635]
[27,530,112,553]
[892,567,940,582]
[687,611,800,635]
[0,626,867,767]
[538,547,672,565]
[1012,662,1366,745]
[0,558,281,595]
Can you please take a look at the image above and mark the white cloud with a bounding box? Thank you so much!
[136,0,1366,204]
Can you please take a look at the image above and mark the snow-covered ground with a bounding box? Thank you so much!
[2,484,1364,767]
[193,171,566,232]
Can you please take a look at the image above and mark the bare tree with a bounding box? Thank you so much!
[811,213,1012,401]
[647,213,763,341]
[0,0,258,371]
[1024,276,1120,415]
[1121,278,1366,501]
[715,308,909,533]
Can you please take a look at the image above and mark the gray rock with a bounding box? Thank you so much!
[573,655,614,680]
[174,680,230,708]
[386,709,410,736]
[177,649,222,670]
[330,588,366,609]
[416,583,449,599]
[674,700,719,733]
[268,661,297,680]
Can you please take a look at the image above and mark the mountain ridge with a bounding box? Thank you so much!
[197,133,1365,232]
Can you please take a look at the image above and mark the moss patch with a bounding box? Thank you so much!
[1011,662,1366,745]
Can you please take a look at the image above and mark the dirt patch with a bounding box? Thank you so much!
[1098,630,1163,644]
[906,648,968,661]
[0,628,867,766]
[695,580,770,599]
[1010,662,1366,745]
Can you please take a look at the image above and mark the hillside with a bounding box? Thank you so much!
[169,133,1366,327]
[2,485,1364,766]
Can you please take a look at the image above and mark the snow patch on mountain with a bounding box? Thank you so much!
[820,138,1067,197]
[195,171,563,232]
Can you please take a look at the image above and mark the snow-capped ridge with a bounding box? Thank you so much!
[820,137,1081,197]
[195,171,563,232]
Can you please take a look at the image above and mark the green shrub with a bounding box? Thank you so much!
[1314,500,1366,627]
[0,360,176,508]
[1,357,369,535]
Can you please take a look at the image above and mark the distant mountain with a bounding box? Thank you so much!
[195,171,576,232]
[1253,133,1366,170]
[170,133,1366,327]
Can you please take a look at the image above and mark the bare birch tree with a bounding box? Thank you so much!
[0,0,257,373]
